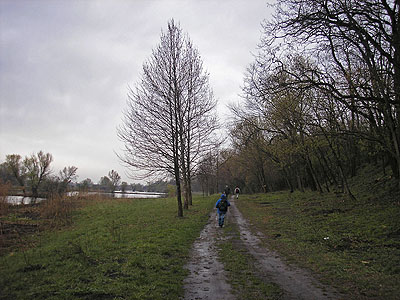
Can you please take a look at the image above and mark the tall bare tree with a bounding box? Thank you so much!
[118,19,218,216]
[177,39,218,208]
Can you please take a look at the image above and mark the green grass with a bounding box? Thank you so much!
[235,169,400,299]
[217,221,283,300]
[0,195,215,300]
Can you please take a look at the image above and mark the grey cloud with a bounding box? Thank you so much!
[1,0,272,182]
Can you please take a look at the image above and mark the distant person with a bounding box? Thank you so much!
[215,193,231,228]
[224,185,231,199]
[234,186,240,199]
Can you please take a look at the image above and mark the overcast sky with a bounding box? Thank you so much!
[0,0,273,184]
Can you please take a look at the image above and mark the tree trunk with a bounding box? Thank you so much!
[296,170,304,192]
[182,180,189,210]
[283,167,294,193]
[32,186,38,199]
[174,147,183,217]
[393,8,400,188]
[175,179,183,217]
[338,165,356,200]
[315,149,332,192]
[187,176,193,206]
[306,156,323,193]
[318,147,339,187]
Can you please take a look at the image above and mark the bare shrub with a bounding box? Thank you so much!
[0,179,11,253]
[39,193,109,227]
[0,179,11,216]
[167,184,176,198]
[40,195,75,227]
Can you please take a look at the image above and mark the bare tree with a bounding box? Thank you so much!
[180,57,219,207]
[57,166,78,194]
[118,19,218,216]
[99,176,111,192]
[108,170,121,194]
[24,151,53,199]
[120,181,128,193]
[79,178,93,192]
[59,166,78,183]
[5,154,26,196]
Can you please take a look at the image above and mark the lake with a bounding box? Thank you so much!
[5,191,166,205]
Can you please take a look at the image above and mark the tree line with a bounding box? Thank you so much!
[0,151,77,199]
[225,0,400,196]
[1,152,133,198]
[118,3,400,215]
[0,152,176,198]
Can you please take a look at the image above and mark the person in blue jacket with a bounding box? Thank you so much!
[215,193,231,227]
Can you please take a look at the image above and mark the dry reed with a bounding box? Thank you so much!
[40,194,76,227]
[0,179,11,216]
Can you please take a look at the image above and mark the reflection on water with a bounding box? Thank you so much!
[5,196,46,205]
[5,191,166,205]
[87,191,165,199]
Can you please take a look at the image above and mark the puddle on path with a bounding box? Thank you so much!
[183,211,235,300]
[183,197,343,300]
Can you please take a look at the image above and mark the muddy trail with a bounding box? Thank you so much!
[183,212,235,300]
[183,197,343,300]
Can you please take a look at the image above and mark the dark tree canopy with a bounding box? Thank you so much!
[228,0,400,194]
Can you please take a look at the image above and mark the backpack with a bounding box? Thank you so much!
[218,199,228,212]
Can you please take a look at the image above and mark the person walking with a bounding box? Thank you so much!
[234,186,240,199]
[215,193,230,228]
[224,185,231,199]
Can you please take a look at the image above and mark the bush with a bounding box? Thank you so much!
[0,179,11,216]
[167,184,176,197]
[39,195,76,226]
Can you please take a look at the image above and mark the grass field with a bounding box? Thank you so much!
[0,195,215,300]
[1,164,399,299]
[235,168,400,299]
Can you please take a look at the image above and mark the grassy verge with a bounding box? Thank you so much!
[216,220,283,299]
[0,195,215,300]
[235,169,400,299]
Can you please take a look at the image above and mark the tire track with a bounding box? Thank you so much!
[183,211,235,300]
[229,197,343,300]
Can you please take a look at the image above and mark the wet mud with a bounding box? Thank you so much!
[183,212,235,300]
[183,197,344,300]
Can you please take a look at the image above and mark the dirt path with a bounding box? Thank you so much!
[183,197,344,300]
[229,197,343,300]
[183,212,235,300]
